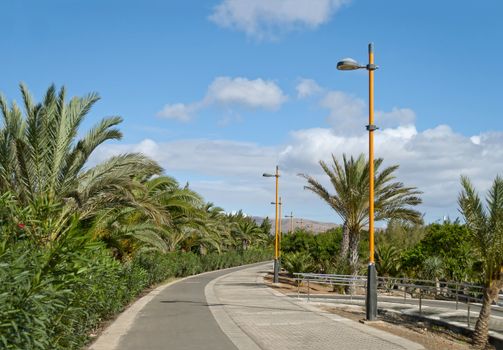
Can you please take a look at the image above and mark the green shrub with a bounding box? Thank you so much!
[282,251,315,275]
[0,231,270,350]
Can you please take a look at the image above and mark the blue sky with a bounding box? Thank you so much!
[1,0,502,224]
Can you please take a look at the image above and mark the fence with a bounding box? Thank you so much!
[293,272,497,328]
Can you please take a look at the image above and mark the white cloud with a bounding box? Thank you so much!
[156,103,199,122]
[320,91,417,134]
[279,124,503,220]
[206,77,287,110]
[157,76,287,122]
[321,91,366,134]
[209,0,350,39]
[90,138,280,177]
[106,95,503,223]
[376,107,416,128]
[296,78,323,98]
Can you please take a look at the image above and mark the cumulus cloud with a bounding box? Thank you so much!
[209,0,350,39]
[157,76,287,122]
[320,90,417,134]
[90,120,503,223]
[279,124,503,219]
[321,91,366,133]
[206,77,287,109]
[156,103,199,122]
[296,78,323,98]
[90,138,280,177]
[376,107,416,128]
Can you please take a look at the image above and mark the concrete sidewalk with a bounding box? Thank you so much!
[291,291,503,347]
[206,263,423,350]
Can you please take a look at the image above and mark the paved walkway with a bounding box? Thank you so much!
[91,262,424,349]
[208,263,422,350]
[296,292,503,340]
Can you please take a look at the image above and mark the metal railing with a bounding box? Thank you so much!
[293,272,493,328]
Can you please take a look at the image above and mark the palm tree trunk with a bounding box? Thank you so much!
[472,280,501,349]
[339,222,349,262]
[347,231,360,295]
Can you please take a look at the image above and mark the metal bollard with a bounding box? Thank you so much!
[307,279,310,302]
[455,284,459,310]
[419,290,422,314]
[467,300,471,327]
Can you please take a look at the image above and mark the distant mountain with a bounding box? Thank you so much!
[252,216,340,235]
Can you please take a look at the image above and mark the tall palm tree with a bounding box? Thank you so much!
[0,84,162,242]
[458,175,503,349]
[300,153,422,278]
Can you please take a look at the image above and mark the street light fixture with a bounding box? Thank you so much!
[263,166,280,283]
[337,43,378,321]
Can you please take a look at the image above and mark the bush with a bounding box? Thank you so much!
[282,251,315,275]
[0,235,271,350]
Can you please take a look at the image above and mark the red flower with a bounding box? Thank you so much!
[17,223,25,229]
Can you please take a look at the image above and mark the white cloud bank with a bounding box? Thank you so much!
[157,76,287,122]
[91,123,503,223]
[109,80,503,222]
[209,0,350,39]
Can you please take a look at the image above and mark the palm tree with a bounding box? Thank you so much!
[0,84,162,242]
[458,175,503,349]
[300,154,422,279]
[375,245,401,277]
[422,256,444,295]
[232,220,265,250]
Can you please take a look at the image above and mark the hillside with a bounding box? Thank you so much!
[252,216,340,235]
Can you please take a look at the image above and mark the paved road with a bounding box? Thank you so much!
[95,263,423,350]
[116,266,252,350]
[209,263,422,350]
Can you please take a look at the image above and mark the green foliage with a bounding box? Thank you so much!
[0,233,271,350]
[376,219,425,250]
[0,84,274,350]
[401,223,474,281]
[300,153,423,277]
[375,245,402,277]
[282,228,342,273]
[282,251,315,275]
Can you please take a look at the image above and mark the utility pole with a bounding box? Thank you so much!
[285,211,294,233]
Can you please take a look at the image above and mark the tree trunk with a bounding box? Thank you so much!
[347,231,360,295]
[472,279,502,349]
[339,222,349,262]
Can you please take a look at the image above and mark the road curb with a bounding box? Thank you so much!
[205,269,264,350]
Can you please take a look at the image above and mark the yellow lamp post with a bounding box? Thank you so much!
[263,166,280,283]
[337,43,378,321]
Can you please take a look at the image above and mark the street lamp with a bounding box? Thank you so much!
[263,166,280,283]
[337,43,378,321]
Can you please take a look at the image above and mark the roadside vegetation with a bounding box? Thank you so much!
[288,157,502,349]
[0,85,271,350]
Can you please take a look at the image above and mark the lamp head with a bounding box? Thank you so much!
[263,173,274,177]
[336,58,363,71]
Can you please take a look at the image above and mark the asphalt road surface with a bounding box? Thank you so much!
[116,265,256,350]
